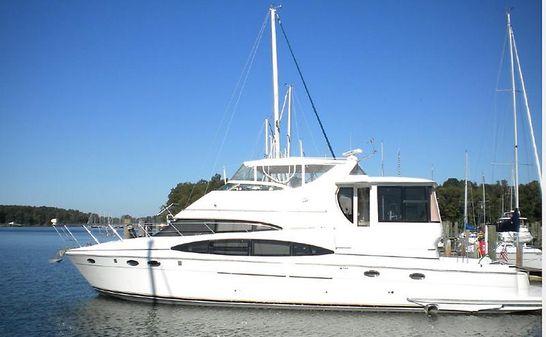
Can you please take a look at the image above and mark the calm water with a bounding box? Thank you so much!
[0,227,542,337]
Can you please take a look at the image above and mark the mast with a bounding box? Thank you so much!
[507,11,519,211]
[264,118,269,157]
[286,85,292,157]
[507,10,522,268]
[510,15,542,191]
[464,151,468,226]
[482,174,486,225]
[270,6,281,159]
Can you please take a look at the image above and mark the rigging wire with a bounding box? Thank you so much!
[293,90,321,155]
[275,13,336,159]
[491,28,509,185]
[185,11,269,206]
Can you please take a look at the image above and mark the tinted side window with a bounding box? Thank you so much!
[292,242,333,256]
[252,240,291,256]
[337,187,354,222]
[172,240,333,256]
[172,240,209,253]
[209,239,250,256]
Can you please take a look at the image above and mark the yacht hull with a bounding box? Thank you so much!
[67,250,541,314]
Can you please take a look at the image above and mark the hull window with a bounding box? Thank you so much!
[409,273,425,280]
[253,240,291,256]
[147,260,161,267]
[172,239,333,257]
[210,239,250,256]
[126,260,139,266]
[87,258,95,264]
[364,270,380,277]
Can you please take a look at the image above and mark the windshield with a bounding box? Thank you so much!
[230,163,333,187]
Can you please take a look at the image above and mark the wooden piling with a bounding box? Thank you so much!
[487,224,497,260]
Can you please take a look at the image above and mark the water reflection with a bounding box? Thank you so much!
[57,294,541,337]
[0,228,540,337]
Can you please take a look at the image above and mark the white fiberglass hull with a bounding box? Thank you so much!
[67,247,540,314]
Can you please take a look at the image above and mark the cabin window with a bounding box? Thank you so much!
[171,240,333,256]
[154,219,279,237]
[252,240,291,256]
[337,187,370,226]
[378,186,430,222]
[304,165,334,183]
[337,187,354,223]
[229,164,333,187]
[292,242,332,256]
[209,239,250,256]
[357,188,370,226]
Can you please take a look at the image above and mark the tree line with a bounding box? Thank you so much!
[436,179,541,225]
[0,205,91,226]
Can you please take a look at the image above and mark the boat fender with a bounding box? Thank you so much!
[424,304,438,316]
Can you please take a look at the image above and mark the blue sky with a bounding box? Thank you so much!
[0,0,541,217]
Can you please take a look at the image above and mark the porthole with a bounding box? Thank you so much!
[409,273,425,280]
[364,270,380,277]
[87,258,95,264]
[127,260,139,266]
[113,259,117,263]
[147,260,161,267]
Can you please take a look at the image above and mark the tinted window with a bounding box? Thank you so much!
[173,240,209,253]
[253,240,291,256]
[337,187,353,222]
[155,220,278,237]
[292,242,332,256]
[378,186,430,222]
[209,240,249,256]
[172,240,333,257]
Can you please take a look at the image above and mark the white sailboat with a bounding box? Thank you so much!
[62,7,540,313]
[494,11,542,273]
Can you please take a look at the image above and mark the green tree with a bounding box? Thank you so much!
[164,174,225,216]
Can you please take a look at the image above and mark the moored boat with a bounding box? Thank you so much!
[63,7,540,314]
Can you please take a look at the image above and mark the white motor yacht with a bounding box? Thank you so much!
[64,8,540,314]
[67,155,541,313]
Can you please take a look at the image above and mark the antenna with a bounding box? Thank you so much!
[380,142,384,176]
[397,149,401,176]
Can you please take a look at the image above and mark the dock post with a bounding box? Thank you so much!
[487,224,496,260]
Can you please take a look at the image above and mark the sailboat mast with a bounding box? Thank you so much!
[510,17,542,191]
[507,11,519,211]
[270,6,281,159]
[286,85,292,157]
[264,118,269,157]
[482,175,486,225]
[464,151,468,225]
